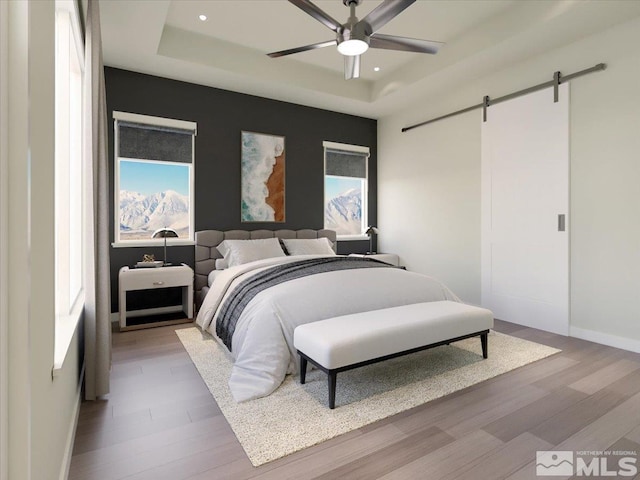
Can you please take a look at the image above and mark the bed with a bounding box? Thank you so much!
[194,229,337,309]
[194,229,460,402]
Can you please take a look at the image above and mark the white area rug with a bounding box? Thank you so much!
[176,328,560,466]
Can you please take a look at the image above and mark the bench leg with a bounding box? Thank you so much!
[481,331,488,359]
[300,356,307,384]
[328,371,337,409]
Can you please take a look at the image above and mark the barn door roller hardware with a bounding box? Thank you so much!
[402,63,606,133]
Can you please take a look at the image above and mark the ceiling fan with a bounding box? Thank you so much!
[267,0,444,80]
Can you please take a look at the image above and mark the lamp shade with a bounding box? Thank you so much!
[152,228,178,239]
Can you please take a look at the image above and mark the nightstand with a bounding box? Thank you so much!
[348,253,400,267]
[118,264,194,331]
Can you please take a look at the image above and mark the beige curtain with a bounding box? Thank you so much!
[83,0,111,400]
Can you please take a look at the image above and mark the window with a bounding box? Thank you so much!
[55,0,84,330]
[323,141,369,238]
[113,112,196,246]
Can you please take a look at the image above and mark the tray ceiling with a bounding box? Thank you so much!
[100,0,640,117]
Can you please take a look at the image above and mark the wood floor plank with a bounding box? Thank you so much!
[567,437,640,480]
[532,368,640,445]
[72,409,193,455]
[110,363,143,379]
[446,432,552,480]
[74,407,152,438]
[377,430,504,480]
[76,401,112,426]
[148,393,217,421]
[184,457,256,480]
[109,378,211,417]
[605,367,640,397]
[625,424,640,445]
[310,426,455,480]
[482,387,588,442]
[437,385,548,438]
[115,439,247,480]
[186,401,223,422]
[556,391,640,452]
[569,358,640,395]
[69,416,236,480]
[70,417,229,474]
[238,427,366,478]
[506,327,591,354]
[507,391,640,480]
[453,352,578,396]
[249,424,408,480]
[71,321,640,479]
[111,342,187,363]
[530,389,628,446]
[525,332,622,362]
[393,379,551,437]
[493,319,527,334]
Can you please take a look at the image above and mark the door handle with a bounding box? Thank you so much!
[558,214,566,232]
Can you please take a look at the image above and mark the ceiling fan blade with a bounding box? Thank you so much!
[289,0,342,32]
[360,0,415,33]
[344,55,361,80]
[369,34,443,54]
[267,40,336,58]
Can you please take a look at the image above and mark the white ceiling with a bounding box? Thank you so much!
[100,0,640,118]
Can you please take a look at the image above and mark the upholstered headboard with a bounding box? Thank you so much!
[194,229,337,309]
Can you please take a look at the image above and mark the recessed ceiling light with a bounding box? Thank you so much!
[374,67,381,72]
[198,14,207,21]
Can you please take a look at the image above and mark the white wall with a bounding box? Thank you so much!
[379,17,640,345]
[5,1,83,479]
[569,23,640,345]
[379,112,481,304]
[7,2,32,477]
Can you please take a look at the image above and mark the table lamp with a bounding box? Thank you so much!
[152,227,178,266]
[365,226,379,254]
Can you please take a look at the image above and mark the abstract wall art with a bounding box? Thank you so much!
[241,131,285,222]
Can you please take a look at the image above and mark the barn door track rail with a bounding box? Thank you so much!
[401,63,606,133]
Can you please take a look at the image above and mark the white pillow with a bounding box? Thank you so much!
[217,238,286,267]
[282,238,336,256]
[215,258,228,270]
[208,269,222,286]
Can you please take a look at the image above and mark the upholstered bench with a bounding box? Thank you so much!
[293,301,494,409]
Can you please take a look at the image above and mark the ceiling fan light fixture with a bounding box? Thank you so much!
[267,0,443,81]
[337,39,369,56]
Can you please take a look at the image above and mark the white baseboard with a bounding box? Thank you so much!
[59,365,84,480]
[570,326,640,354]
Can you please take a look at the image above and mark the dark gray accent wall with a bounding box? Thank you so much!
[105,67,378,312]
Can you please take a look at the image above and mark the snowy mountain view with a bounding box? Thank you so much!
[119,190,189,240]
[325,187,363,236]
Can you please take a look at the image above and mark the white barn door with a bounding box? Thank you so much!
[481,85,569,335]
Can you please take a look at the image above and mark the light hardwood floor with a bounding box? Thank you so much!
[69,320,640,479]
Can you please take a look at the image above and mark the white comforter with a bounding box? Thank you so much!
[196,255,460,402]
